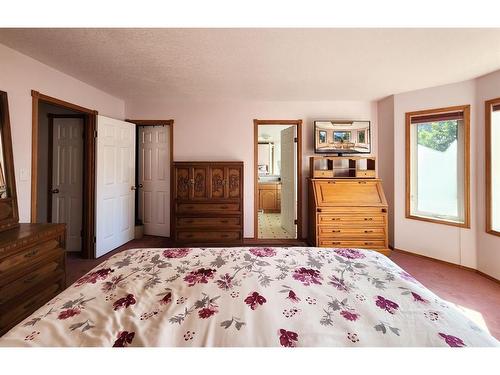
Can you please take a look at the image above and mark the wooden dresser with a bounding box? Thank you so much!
[172,161,243,244]
[0,223,66,335]
[308,178,390,255]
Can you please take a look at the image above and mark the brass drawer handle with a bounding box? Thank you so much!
[364,242,374,245]
[331,242,341,245]
[24,249,39,258]
[364,218,373,221]
[331,230,340,233]
[23,274,38,284]
[364,230,374,233]
[358,181,367,184]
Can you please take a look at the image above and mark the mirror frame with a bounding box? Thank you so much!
[0,90,19,232]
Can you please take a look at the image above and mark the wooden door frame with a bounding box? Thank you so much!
[485,97,500,237]
[253,119,303,240]
[125,119,174,237]
[31,90,97,259]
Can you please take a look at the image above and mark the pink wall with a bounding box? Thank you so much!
[384,75,500,280]
[392,80,478,269]
[126,99,378,238]
[377,95,395,246]
[0,43,125,222]
[475,70,500,281]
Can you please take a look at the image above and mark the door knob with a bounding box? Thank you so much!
[51,188,60,194]
[138,183,144,188]
[131,186,137,191]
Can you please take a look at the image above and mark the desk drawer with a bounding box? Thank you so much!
[0,240,61,276]
[318,239,386,248]
[318,227,385,238]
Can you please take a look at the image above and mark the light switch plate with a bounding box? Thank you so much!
[19,168,29,181]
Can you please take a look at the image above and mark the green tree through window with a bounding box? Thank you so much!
[417,120,458,152]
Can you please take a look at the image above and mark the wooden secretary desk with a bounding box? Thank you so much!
[308,156,390,256]
[0,91,66,336]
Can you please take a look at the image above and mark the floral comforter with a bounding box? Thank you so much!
[0,247,498,347]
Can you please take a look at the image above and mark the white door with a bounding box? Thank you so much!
[280,126,297,237]
[96,116,136,258]
[138,125,170,236]
[51,117,83,252]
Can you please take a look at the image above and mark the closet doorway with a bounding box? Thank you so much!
[254,120,302,240]
[31,91,97,258]
[127,120,174,237]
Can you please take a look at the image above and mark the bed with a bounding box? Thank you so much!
[0,246,498,347]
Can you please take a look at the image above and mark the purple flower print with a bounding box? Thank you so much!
[411,292,428,303]
[249,247,277,257]
[375,296,399,314]
[184,268,216,286]
[163,248,191,258]
[75,268,114,286]
[333,248,366,260]
[340,310,360,321]
[244,292,267,310]
[113,294,136,311]
[278,329,299,347]
[113,331,135,347]
[287,290,301,303]
[292,268,323,286]
[198,307,218,319]
[438,333,466,347]
[57,308,81,320]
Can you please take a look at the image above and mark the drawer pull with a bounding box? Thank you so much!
[364,230,374,233]
[364,242,374,245]
[24,249,39,258]
[221,234,229,238]
[364,218,373,221]
[331,230,340,233]
[332,242,341,245]
[23,274,38,284]
[220,220,229,224]
[358,181,367,184]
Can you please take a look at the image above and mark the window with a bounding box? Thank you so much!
[406,105,470,227]
[486,99,500,236]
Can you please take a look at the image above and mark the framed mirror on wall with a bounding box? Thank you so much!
[0,90,19,232]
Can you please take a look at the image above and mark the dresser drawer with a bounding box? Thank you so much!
[0,253,64,304]
[318,227,386,238]
[177,217,241,228]
[177,203,240,214]
[0,274,64,331]
[318,239,386,248]
[0,239,61,276]
[318,214,385,226]
[177,230,241,242]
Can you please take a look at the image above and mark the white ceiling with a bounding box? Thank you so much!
[1,28,500,102]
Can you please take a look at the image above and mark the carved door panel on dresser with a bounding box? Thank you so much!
[173,162,243,244]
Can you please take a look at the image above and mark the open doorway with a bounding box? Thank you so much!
[254,120,302,240]
[31,91,97,258]
[127,119,174,238]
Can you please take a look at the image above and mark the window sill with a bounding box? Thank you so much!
[406,213,470,229]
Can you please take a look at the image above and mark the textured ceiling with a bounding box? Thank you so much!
[1,28,500,102]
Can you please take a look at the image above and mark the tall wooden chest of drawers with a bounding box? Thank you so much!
[308,179,390,255]
[0,223,66,335]
[173,162,244,244]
